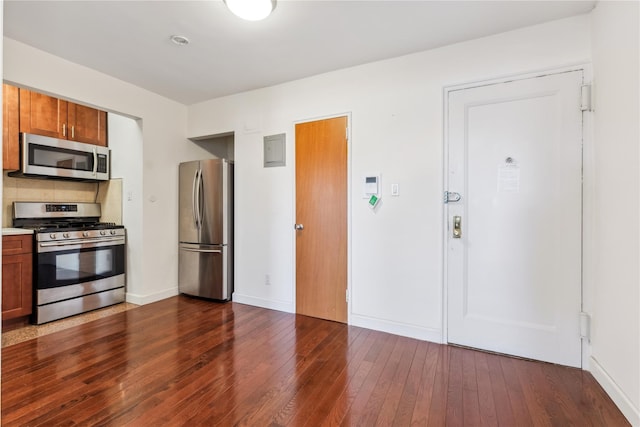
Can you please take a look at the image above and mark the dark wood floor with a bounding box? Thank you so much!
[1,296,629,426]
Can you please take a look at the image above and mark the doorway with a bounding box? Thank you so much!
[445,70,584,367]
[295,116,348,323]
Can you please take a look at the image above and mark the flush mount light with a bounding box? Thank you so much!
[170,35,190,46]
[224,0,276,21]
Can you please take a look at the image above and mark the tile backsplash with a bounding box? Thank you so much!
[96,179,122,225]
[3,173,122,227]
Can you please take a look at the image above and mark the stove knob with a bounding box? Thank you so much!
[100,230,106,236]
[110,230,117,235]
[63,232,70,238]
[49,233,56,239]
[83,231,90,237]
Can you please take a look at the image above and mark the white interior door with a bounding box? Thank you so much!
[446,71,584,368]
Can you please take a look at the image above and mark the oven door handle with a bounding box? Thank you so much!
[39,237,125,247]
[181,247,222,254]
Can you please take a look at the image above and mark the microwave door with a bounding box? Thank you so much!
[16,133,110,181]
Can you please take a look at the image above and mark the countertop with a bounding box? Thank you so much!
[2,228,34,236]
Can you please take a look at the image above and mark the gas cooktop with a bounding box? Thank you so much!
[12,202,124,235]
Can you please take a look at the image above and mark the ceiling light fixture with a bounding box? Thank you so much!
[170,35,190,46]
[224,0,276,21]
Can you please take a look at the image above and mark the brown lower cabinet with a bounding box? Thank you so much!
[2,234,33,320]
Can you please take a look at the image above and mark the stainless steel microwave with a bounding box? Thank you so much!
[9,133,110,181]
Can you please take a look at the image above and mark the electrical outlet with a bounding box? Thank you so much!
[265,274,271,286]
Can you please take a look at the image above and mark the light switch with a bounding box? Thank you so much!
[391,183,399,196]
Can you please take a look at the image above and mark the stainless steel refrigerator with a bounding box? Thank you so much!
[178,159,233,300]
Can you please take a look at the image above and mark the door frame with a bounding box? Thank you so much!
[442,64,593,367]
[292,112,353,323]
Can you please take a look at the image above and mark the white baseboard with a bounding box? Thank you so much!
[589,356,639,426]
[232,293,294,313]
[349,313,443,343]
[232,296,441,343]
[126,286,179,305]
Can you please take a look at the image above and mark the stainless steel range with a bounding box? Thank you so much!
[13,202,126,324]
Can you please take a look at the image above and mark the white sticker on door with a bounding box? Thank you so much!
[498,163,520,193]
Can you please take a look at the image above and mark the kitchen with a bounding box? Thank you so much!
[1,88,131,330]
[1,88,233,330]
[0,1,637,425]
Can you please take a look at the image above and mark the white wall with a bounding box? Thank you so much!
[3,38,215,304]
[108,113,144,303]
[589,2,639,424]
[188,15,592,341]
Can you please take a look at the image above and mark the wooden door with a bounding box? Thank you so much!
[68,103,108,146]
[19,89,68,139]
[3,84,20,171]
[447,71,583,367]
[295,116,348,323]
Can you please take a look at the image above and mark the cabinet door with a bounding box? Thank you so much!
[3,84,20,171]
[19,89,68,139]
[68,103,108,146]
[2,253,33,320]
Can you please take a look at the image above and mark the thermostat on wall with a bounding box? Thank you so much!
[363,175,379,198]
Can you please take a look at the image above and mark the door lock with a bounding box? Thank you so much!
[453,216,462,238]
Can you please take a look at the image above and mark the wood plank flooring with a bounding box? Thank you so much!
[1,296,630,426]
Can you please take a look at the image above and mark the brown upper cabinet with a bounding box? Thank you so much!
[3,84,20,171]
[19,88,108,147]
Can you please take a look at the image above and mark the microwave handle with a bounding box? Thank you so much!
[92,148,98,176]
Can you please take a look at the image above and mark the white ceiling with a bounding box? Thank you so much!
[4,1,596,106]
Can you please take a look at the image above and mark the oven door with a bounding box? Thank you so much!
[35,242,125,303]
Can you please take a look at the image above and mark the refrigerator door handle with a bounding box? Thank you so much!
[192,168,198,228]
[192,168,201,228]
[181,247,222,254]
[198,168,204,227]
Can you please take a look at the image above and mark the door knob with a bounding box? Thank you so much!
[453,216,462,238]
[294,224,304,230]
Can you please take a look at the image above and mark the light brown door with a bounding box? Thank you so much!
[295,116,348,323]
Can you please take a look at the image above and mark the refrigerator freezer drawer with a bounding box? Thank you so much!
[178,243,232,301]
